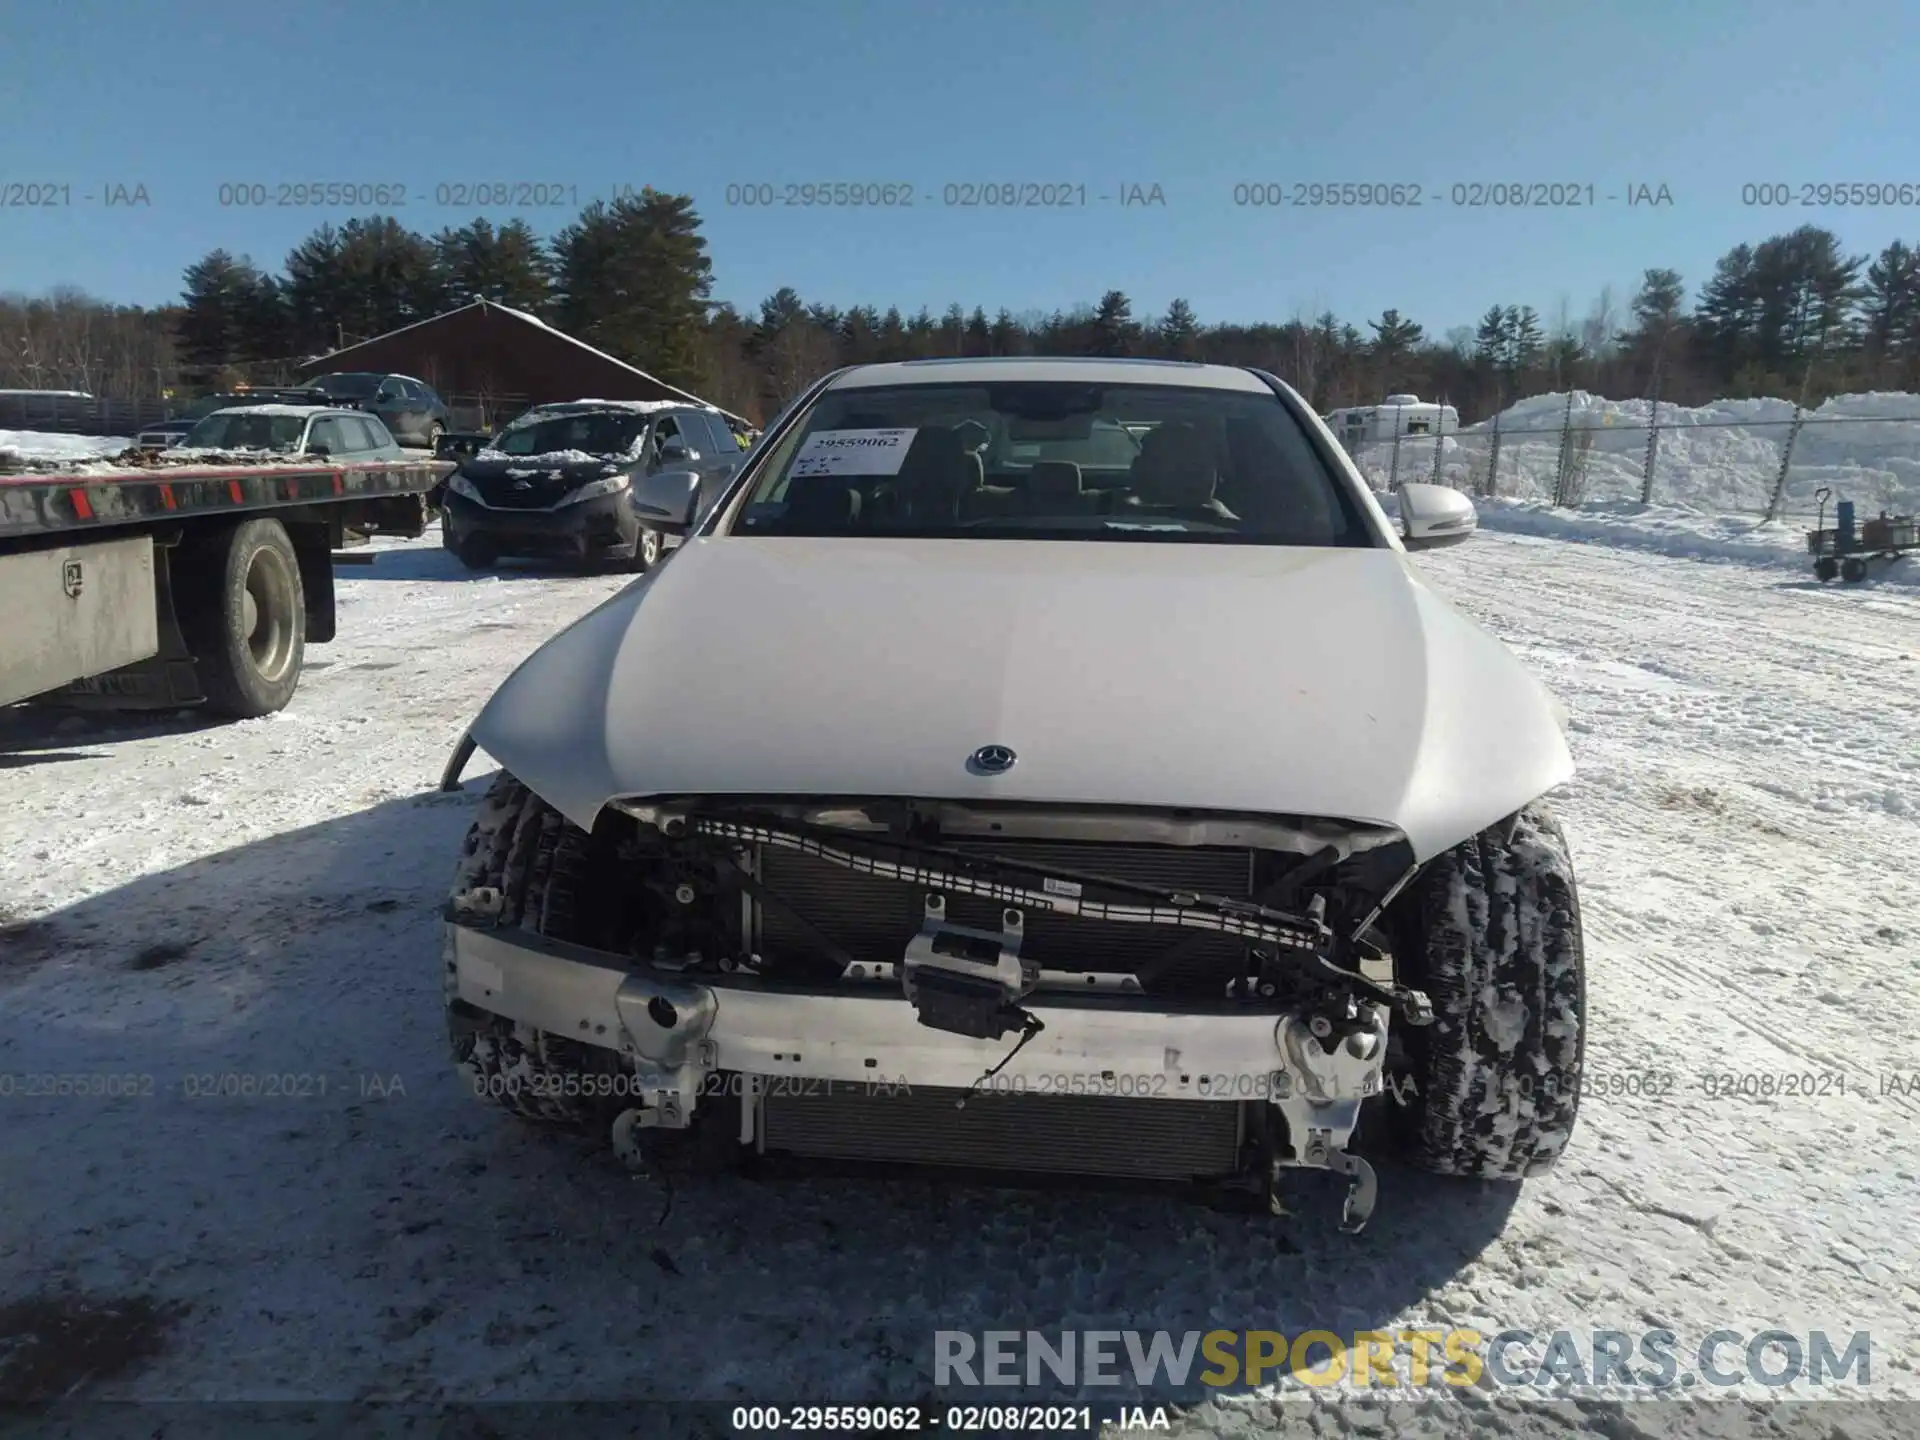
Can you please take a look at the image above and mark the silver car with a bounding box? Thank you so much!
[176,405,411,461]
[437,357,1582,1233]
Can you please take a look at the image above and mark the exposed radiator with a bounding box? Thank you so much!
[754,839,1255,996]
[760,1084,1244,1179]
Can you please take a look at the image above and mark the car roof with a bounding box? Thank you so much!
[824,357,1272,393]
[201,404,360,419]
[524,398,709,415]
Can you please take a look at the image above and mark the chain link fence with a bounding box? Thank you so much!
[1341,397,1920,525]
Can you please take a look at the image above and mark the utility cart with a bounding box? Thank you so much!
[1807,488,1920,584]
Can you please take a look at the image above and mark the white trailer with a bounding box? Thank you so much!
[1323,394,1458,447]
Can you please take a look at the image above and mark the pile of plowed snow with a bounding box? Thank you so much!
[1345,390,1920,516]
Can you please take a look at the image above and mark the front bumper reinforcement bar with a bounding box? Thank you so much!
[445,914,1390,1230]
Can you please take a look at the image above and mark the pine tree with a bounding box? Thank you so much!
[434,218,553,312]
[551,187,714,390]
[1088,290,1136,357]
[963,306,992,357]
[988,308,1018,356]
[840,305,882,364]
[1695,244,1761,381]
[1157,298,1200,359]
[337,216,445,338]
[236,272,293,370]
[757,287,807,333]
[1367,308,1425,391]
[1746,227,1861,370]
[282,225,351,353]
[1509,306,1544,376]
[939,303,966,355]
[878,307,908,360]
[1622,268,1686,392]
[750,289,836,408]
[1472,306,1509,367]
[178,251,270,372]
[1862,240,1920,377]
[904,307,936,353]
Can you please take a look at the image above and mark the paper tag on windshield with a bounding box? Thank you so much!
[789,428,916,478]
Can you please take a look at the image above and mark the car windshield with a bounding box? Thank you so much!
[309,373,381,399]
[488,411,651,459]
[733,381,1369,546]
[183,412,308,451]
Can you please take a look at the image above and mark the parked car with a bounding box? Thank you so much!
[439,400,743,570]
[435,357,1581,1235]
[176,404,411,460]
[136,388,330,450]
[301,372,451,449]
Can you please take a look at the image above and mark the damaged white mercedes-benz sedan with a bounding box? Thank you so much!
[438,357,1584,1231]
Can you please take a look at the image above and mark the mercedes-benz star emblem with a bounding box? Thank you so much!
[968,744,1017,776]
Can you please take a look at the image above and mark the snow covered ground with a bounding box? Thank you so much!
[1377,490,1919,589]
[1347,389,1920,518]
[1,532,1916,1435]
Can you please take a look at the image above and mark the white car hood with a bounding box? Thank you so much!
[466,537,1572,862]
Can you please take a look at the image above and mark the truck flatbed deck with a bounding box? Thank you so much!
[1,453,454,717]
[0,457,447,539]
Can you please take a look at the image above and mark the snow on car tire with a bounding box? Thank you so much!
[1390,800,1586,1180]
[444,771,612,1127]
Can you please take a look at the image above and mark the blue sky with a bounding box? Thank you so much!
[3,0,1917,338]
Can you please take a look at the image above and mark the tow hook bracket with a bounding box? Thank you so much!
[902,896,1038,1040]
[611,1108,656,1171]
[1270,1006,1390,1233]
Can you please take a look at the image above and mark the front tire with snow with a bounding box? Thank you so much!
[444,772,616,1128]
[1389,801,1585,1179]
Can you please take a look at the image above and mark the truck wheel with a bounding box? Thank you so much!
[176,518,306,718]
[445,773,619,1127]
[1814,556,1839,583]
[638,527,664,569]
[1841,557,1868,583]
[1386,801,1585,1179]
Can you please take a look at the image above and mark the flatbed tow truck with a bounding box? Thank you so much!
[0,447,452,718]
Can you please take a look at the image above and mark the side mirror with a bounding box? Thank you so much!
[307,442,331,458]
[1397,482,1477,550]
[658,439,694,464]
[630,468,701,529]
